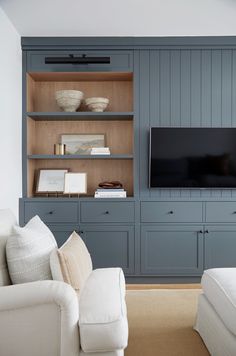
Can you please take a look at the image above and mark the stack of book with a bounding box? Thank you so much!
[94,188,127,198]
[90,147,110,155]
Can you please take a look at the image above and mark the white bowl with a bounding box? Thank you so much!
[85,97,109,112]
[55,90,84,112]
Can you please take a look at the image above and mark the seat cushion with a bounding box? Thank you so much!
[50,231,92,292]
[0,209,16,286]
[6,215,57,284]
[202,268,236,336]
[79,268,128,353]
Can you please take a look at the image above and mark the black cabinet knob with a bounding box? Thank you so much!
[79,231,84,234]
[205,230,209,234]
[105,211,110,215]
[168,211,174,214]
[199,230,203,234]
[233,211,236,214]
[48,211,54,215]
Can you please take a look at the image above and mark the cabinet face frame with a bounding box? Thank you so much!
[23,63,136,198]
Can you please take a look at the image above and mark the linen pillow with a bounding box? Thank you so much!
[6,215,57,284]
[50,231,92,292]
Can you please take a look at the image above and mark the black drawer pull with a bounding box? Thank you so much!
[205,230,209,234]
[233,211,236,214]
[47,211,54,215]
[168,211,174,214]
[79,231,84,234]
[45,54,110,65]
[198,230,203,234]
[105,211,110,215]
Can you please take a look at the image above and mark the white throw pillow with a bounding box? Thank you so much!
[6,215,57,284]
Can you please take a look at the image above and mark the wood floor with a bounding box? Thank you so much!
[126,284,201,290]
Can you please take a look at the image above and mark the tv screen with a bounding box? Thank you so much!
[150,128,236,188]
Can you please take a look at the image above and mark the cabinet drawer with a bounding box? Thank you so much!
[80,202,135,223]
[27,50,133,72]
[24,202,78,223]
[141,202,203,223]
[206,202,236,222]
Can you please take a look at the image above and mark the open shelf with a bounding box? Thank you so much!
[27,112,134,121]
[27,72,133,112]
[27,119,133,156]
[27,159,133,198]
[28,154,133,160]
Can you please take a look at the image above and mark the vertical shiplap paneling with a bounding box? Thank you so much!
[232,50,236,127]
[180,50,191,127]
[201,50,212,127]
[170,50,181,127]
[222,50,232,127]
[211,50,222,127]
[159,51,171,127]
[144,49,236,200]
[150,50,160,127]
[190,50,201,127]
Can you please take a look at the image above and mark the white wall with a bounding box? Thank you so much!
[0,7,21,218]
[1,0,236,36]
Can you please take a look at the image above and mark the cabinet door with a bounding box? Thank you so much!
[141,225,203,275]
[204,225,236,269]
[48,224,78,247]
[79,225,134,274]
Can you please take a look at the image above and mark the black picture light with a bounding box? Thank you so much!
[45,54,110,65]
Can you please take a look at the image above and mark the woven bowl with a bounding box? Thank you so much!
[55,90,84,112]
[85,97,109,112]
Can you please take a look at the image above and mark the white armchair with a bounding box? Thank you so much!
[0,210,128,356]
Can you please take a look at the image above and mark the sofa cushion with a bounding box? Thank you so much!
[79,268,128,353]
[6,215,57,284]
[202,268,236,336]
[50,231,92,292]
[0,209,16,286]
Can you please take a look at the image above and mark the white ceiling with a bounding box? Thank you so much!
[1,0,236,37]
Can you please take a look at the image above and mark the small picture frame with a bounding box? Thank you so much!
[61,134,105,155]
[64,173,87,195]
[36,169,68,193]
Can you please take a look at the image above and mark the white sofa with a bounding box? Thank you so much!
[0,210,128,356]
[195,268,236,356]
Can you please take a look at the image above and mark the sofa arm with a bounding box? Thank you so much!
[79,268,128,353]
[0,280,80,356]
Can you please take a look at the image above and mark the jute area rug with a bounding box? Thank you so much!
[125,289,209,356]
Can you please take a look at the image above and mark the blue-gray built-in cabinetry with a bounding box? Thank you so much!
[20,37,236,283]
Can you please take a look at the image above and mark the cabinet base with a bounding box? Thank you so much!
[125,276,201,284]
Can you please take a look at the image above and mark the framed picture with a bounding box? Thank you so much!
[64,173,87,194]
[61,134,105,155]
[36,169,68,193]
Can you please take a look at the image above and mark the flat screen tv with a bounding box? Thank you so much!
[150,128,236,188]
